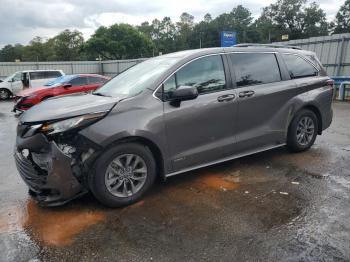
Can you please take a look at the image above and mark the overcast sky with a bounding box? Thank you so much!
[0,0,344,46]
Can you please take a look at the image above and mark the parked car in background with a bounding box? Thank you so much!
[13,74,110,112]
[0,70,64,100]
[14,46,333,207]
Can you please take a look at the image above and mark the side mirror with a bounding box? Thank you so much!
[63,83,72,88]
[170,86,198,103]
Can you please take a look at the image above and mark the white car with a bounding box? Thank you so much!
[0,70,65,100]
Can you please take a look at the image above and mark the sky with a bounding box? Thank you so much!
[0,0,344,46]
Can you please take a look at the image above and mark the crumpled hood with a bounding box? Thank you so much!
[20,93,121,123]
[17,86,51,97]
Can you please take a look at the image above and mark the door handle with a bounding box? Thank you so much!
[217,94,235,102]
[239,90,255,98]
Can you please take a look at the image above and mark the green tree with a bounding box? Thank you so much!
[137,21,153,39]
[202,5,256,46]
[84,24,154,59]
[303,2,329,37]
[51,29,84,61]
[204,13,212,23]
[189,15,219,48]
[176,12,195,50]
[262,0,329,40]
[333,0,350,33]
[0,44,24,62]
[22,36,54,61]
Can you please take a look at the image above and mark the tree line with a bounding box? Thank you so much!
[1,0,350,62]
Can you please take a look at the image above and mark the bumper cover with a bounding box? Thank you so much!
[13,98,33,112]
[15,133,86,206]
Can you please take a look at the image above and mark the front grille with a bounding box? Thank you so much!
[14,151,47,192]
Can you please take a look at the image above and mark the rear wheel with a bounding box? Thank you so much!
[0,89,11,100]
[287,109,318,152]
[89,143,156,207]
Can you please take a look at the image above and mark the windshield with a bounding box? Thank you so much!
[44,75,75,87]
[3,72,17,82]
[95,57,180,98]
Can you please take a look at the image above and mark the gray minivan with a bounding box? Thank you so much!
[15,45,333,207]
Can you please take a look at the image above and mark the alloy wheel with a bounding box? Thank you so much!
[296,116,315,146]
[104,153,148,197]
[0,90,9,100]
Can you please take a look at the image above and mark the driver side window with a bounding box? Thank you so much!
[12,72,22,82]
[162,55,226,100]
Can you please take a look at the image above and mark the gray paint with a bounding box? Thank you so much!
[78,47,333,176]
[15,46,334,205]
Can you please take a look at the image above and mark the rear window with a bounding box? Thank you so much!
[46,71,62,78]
[228,53,281,87]
[305,55,323,71]
[282,54,318,79]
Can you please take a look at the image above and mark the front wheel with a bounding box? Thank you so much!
[287,109,318,152]
[89,143,156,207]
[0,89,11,100]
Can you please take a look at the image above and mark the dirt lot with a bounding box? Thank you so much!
[0,101,349,262]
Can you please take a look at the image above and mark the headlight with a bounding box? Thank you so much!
[40,111,107,135]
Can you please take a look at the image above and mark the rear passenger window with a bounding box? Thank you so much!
[282,54,318,79]
[30,72,44,80]
[47,71,62,78]
[69,77,88,86]
[229,53,281,87]
[162,55,226,100]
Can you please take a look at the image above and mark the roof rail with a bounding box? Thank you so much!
[234,43,302,50]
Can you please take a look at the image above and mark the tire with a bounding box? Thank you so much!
[89,142,157,207]
[287,109,318,152]
[0,89,11,100]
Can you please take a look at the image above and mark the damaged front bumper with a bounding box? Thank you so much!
[15,132,91,206]
[13,97,32,113]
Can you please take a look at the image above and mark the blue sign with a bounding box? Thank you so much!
[220,31,236,47]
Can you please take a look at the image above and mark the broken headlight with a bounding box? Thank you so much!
[40,111,107,135]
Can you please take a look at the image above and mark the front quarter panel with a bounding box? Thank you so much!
[79,91,170,171]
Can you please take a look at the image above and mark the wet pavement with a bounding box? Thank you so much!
[0,101,350,262]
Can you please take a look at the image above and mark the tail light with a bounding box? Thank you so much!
[326,79,334,89]
[326,79,335,98]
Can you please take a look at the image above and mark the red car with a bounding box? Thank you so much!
[13,74,110,112]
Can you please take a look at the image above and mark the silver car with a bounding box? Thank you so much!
[15,45,333,207]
